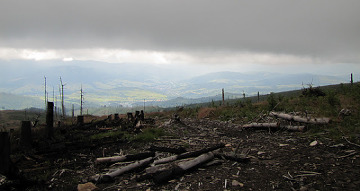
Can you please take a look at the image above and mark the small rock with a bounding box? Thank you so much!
[232,180,244,187]
[77,182,99,191]
[310,140,318,146]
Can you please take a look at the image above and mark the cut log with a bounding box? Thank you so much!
[153,152,214,184]
[270,112,330,124]
[95,152,155,164]
[153,143,224,165]
[93,157,153,183]
[242,122,279,129]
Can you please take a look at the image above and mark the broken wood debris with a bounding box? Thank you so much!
[92,157,154,183]
[153,152,215,184]
[91,143,251,185]
[242,122,305,132]
[95,152,155,164]
[153,143,225,165]
[269,112,330,124]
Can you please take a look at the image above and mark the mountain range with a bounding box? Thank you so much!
[0,59,351,110]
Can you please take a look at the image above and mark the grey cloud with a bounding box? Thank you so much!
[0,0,359,62]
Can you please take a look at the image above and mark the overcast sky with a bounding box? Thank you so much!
[0,0,359,75]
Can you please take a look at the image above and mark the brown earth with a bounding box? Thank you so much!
[3,117,360,191]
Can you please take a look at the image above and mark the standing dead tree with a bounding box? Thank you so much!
[80,85,84,116]
[59,77,66,118]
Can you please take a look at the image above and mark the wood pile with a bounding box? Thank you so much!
[91,143,249,184]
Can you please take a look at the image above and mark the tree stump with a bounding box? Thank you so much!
[77,115,84,125]
[46,102,54,138]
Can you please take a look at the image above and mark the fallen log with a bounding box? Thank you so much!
[95,152,155,164]
[242,122,305,132]
[153,152,214,184]
[242,122,279,129]
[92,157,153,183]
[153,143,225,165]
[270,112,330,124]
[148,145,187,154]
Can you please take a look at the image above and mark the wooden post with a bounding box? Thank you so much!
[0,132,11,175]
[222,88,225,106]
[20,120,32,147]
[46,102,54,138]
[351,73,353,85]
[77,115,84,125]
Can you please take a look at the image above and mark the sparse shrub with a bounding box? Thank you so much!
[327,91,340,106]
[302,85,326,97]
[267,92,277,111]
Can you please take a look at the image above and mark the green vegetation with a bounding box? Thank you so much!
[173,82,360,144]
[131,128,166,142]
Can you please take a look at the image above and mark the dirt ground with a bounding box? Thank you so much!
[4,117,360,191]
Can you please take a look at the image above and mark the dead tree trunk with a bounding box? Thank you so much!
[46,102,54,138]
[242,122,279,129]
[20,120,32,147]
[93,157,153,183]
[270,112,330,124]
[0,132,11,175]
[153,152,215,184]
[153,143,224,165]
[95,152,155,164]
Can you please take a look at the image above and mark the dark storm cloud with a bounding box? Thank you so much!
[0,0,359,61]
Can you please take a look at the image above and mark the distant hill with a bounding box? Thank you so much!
[0,92,44,110]
[0,59,352,109]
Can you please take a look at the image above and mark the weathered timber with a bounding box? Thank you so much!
[46,102,54,138]
[95,152,155,164]
[242,122,279,129]
[243,122,305,131]
[270,112,330,124]
[148,145,187,154]
[20,120,32,147]
[93,157,153,183]
[153,152,215,184]
[153,143,225,165]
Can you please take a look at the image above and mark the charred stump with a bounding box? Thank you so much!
[46,102,54,138]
